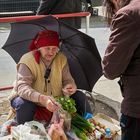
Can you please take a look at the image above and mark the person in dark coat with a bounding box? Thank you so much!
[36,0,82,29]
[102,0,140,139]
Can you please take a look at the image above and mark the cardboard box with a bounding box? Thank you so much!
[93,113,121,139]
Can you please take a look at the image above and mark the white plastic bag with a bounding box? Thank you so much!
[11,121,51,140]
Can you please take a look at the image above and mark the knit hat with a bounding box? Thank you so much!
[29,30,59,63]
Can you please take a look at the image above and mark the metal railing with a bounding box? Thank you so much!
[0,12,91,34]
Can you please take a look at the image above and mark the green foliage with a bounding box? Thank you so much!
[56,96,77,114]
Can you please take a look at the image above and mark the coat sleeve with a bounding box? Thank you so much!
[62,63,77,88]
[36,0,57,15]
[102,12,139,80]
[16,64,41,103]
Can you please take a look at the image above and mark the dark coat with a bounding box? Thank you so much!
[102,0,140,118]
[36,0,82,29]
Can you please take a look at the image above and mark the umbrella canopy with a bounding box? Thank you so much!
[2,16,102,91]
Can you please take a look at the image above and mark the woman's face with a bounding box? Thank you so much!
[39,45,59,62]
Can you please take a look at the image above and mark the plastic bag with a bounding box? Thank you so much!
[66,130,81,140]
[11,121,51,140]
[61,111,71,131]
[0,119,17,137]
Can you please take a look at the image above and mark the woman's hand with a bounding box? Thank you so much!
[62,84,77,96]
[39,95,60,112]
[46,97,60,112]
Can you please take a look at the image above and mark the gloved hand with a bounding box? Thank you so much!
[39,95,60,112]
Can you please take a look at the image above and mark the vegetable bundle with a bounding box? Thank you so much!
[56,96,77,114]
[56,96,94,140]
[71,113,94,140]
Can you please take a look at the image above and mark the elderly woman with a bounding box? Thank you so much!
[9,30,77,124]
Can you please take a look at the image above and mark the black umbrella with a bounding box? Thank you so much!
[2,16,102,92]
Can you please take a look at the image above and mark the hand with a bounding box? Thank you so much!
[46,97,61,112]
[62,84,76,96]
[39,95,60,112]
[48,119,66,139]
